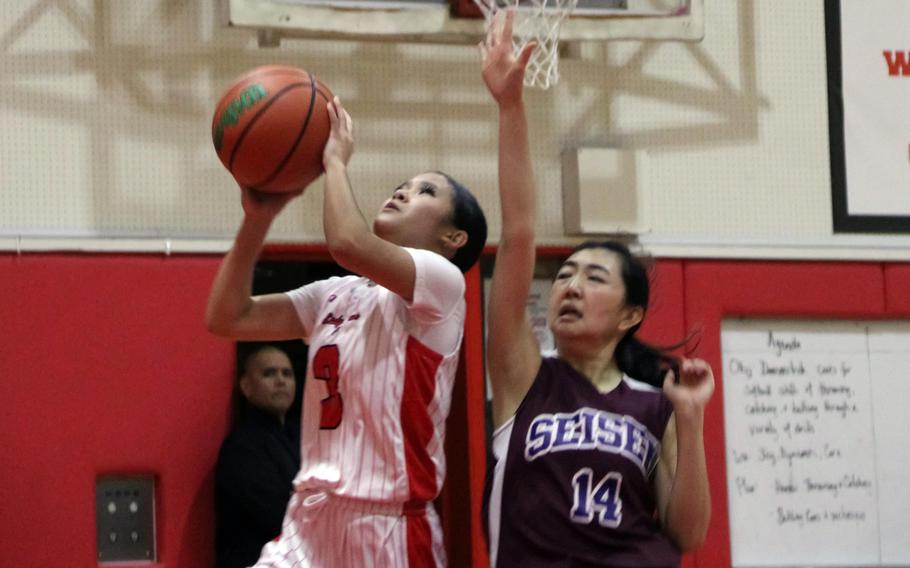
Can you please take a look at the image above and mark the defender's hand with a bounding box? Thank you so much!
[480,9,536,107]
[663,358,715,418]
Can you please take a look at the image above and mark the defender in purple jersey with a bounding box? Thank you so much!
[481,10,714,567]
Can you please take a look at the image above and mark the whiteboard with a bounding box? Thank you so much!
[721,319,910,568]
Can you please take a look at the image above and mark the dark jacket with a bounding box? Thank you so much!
[215,406,300,568]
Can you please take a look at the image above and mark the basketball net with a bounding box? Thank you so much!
[473,0,579,89]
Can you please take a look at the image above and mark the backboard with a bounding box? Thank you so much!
[224,0,703,45]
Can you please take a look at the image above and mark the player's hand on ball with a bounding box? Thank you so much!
[324,96,354,169]
[240,185,301,220]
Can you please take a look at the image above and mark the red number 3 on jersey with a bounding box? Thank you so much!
[313,345,343,429]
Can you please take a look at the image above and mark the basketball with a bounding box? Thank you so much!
[212,65,334,193]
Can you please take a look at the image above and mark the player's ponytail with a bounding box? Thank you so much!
[615,333,679,388]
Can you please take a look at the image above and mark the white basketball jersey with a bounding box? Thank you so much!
[285,248,465,505]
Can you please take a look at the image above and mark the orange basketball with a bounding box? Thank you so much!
[212,65,334,193]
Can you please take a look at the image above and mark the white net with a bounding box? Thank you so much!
[473,0,579,89]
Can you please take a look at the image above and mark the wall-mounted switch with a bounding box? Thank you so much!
[95,475,155,563]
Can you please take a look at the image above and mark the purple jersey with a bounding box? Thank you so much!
[485,356,680,568]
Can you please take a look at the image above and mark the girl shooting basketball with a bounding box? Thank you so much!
[206,96,487,567]
[481,10,713,567]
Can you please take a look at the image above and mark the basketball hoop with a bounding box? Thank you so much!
[473,0,579,89]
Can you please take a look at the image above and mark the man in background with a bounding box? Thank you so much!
[216,343,300,568]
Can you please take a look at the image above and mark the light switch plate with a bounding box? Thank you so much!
[96,475,156,563]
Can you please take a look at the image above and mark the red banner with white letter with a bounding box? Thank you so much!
[827,0,910,232]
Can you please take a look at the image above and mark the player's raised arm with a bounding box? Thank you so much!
[320,97,421,301]
[482,9,542,426]
[655,358,714,551]
[205,188,306,341]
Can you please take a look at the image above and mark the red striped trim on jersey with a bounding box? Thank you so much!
[401,335,443,566]
[406,510,434,567]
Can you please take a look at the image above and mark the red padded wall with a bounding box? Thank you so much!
[2,251,908,568]
[0,254,234,567]
[884,264,910,314]
[640,259,687,346]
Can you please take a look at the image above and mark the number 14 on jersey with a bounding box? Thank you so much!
[570,468,623,527]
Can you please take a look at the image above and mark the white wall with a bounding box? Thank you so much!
[1,1,908,258]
